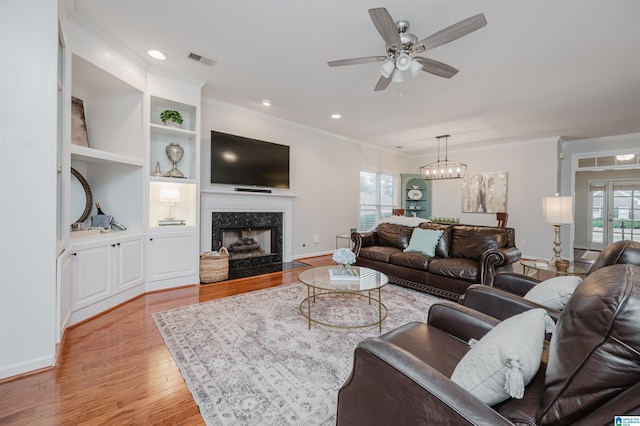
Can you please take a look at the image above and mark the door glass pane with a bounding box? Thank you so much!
[612,182,640,243]
[589,184,604,246]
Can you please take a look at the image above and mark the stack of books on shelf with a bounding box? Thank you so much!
[159,219,186,226]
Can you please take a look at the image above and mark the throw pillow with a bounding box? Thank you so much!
[524,275,582,310]
[450,308,547,406]
[404,228,444,257]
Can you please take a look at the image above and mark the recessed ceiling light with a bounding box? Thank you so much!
[147,49,167,60]
[262,99,272,107]
[331,114,342,119]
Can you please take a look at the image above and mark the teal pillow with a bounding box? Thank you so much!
[404,228,444,257]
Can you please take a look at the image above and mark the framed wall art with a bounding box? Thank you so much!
[461,171,507,213]
[71,96,89,147]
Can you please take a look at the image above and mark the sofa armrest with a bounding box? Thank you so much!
[428,301,500,342]
[479,246,522,286]
[351,231,377,256]
[461,284,561,322]
[493,272,541,296]
[337,334,514,426]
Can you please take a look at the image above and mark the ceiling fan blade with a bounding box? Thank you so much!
[328,56,385,67]
[374,75,391,91]
[414,57,459,78]
[368,8,401,46]
[418,13,487,52]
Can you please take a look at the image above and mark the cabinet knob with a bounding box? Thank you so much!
[149,238,154,241]
[111,244,116,247]
[116,242,121,246]
[71,252,77,256]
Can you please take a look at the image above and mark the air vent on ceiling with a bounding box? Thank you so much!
[188,52,216,66]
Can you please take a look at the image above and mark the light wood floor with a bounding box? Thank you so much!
[0,255,333,425]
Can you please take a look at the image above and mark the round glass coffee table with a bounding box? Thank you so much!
[298,265,389,331]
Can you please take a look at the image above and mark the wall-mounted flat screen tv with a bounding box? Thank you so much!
[210,130,290,189]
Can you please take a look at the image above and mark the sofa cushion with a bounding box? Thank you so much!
[404,228,443,257]
[450,226,510,260]
[451,308,547,406]
[523,275,582,310]
[428,258,480,283]
[358,246,401,263]
[537,264,640,424]
[376,223,415,250]
[419,222,453,258]
[388,251,431,271]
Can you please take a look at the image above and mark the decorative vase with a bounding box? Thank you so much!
[163,119,181,129]
[555,258,570,272]
[340,264,351,274]
[164,143,186,178]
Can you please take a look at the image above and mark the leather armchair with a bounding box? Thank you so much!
[336,264,640,425]
[462,240,640,321]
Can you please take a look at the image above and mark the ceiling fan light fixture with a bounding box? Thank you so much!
[380,59,395,78]
[395,53,412,71]
[409,59,423,76]
[392,69,405,83]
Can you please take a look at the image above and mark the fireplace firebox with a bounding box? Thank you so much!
[211,212,283,268]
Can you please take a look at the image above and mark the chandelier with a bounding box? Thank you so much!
[420,135,467,180]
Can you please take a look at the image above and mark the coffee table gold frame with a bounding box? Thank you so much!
[298,265,389,332]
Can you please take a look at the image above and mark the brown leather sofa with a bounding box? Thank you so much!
[351,222,521,300]
[462,240,640,321]
[336,264,640,425]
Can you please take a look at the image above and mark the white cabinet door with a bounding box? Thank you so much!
[148,231,197,282]
[114,237,145,292]
[56,250,73,343]
[72,243,112,310]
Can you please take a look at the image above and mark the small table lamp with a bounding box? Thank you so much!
[159,187,180,220]
[542,193,573,264]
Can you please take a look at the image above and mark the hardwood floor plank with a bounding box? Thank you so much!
[0,255,332,424]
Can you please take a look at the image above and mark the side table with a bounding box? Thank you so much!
[521,259,589,279]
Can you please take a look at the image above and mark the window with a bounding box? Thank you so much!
[359,169,398,230]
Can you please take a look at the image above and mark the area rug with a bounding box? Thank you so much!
[153,282,440,425]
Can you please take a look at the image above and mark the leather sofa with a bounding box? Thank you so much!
[336,264,640,425]
[351,222,521,300]
[462,240,640,321]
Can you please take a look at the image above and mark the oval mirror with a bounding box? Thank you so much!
[70,167,92,224]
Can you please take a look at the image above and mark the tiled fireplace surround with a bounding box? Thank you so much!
[201,190,295,269]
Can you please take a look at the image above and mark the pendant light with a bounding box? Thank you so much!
[420,135,467,180]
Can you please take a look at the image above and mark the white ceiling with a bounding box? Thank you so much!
[64,0,640,155]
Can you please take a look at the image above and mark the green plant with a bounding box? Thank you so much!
[160,110,183,124]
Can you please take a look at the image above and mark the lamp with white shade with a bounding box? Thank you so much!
[159,187,181,220]
[542,194,573,264]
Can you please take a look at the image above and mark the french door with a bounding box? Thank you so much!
[588,180,640,250]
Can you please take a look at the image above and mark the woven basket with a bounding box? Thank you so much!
[200,247,229,283]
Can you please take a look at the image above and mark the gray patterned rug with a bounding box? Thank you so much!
[153,282,439,425]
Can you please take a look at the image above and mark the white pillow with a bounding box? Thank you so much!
[523,275,582,310]
[450,308,547,405]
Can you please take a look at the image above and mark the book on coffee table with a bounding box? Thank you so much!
[329,267,359,281]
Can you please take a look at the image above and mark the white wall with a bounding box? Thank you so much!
[411,138,560,259]
[0,0,58,378]
[200,98,412,258]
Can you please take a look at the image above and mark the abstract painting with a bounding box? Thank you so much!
[461,171,507,213]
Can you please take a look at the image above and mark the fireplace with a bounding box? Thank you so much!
[211,212,283,268]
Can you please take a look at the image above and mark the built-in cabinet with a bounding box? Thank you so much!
[70,235,145,324]
[401,174,431,219]
[57,21,203,329]
[146,75,202,291]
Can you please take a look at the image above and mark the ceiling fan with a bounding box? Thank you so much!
[328,8,487,91]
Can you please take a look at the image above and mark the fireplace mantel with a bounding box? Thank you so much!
[200,190,296,262]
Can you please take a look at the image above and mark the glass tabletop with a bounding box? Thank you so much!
[298,265,388,292]
[520,259,590,276]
